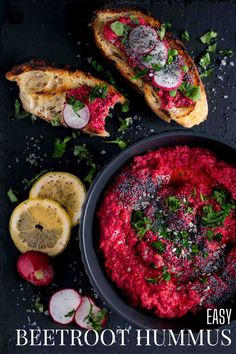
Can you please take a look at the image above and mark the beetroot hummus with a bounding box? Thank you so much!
[103,15,199,109]
[98,146,236,318]
[67,85,121,134]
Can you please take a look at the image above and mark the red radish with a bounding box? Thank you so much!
[153,64,183,90]
[17,251,54,286]
[141,41,168,68]
[128,25,157,54]
[49,289,81,325]
[63,103,90,129]
[74,296,107,330]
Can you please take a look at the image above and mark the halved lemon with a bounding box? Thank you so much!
[29,172,86,227]
[9,198,71,256]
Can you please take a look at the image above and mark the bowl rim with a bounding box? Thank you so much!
[80,131,236,331]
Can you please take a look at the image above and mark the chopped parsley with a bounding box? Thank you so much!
[7,188,19,203]
[199,52,211,69]
[200,68,214,78]
[84,162,97,185]
[166,196,181,212]
[51,115,61,126]
[218,49,233,57]
[52,136,71,158]
[179,82,200,101]
[132,68,149,80]
[105,137,127,149]
[157,22,172,40]
[89,84,108,102]
[90,59,119,91]
[143,54,153,62]
[181,30,190,42]
[110,21,129,36]
[65,309,76,318]
[129,15,140,25]
[200,30,217,44]
[151,240,166,254]
[118,117,132,132]
[191,244,199,255]
[182,64,189,72]
[169,89,177,97]
[23,169,49,189]
[206,229,214,240]
[131,210,153,239]
[207,43,217,53]
[121,101,130,113]
[35,298,44,313]
[68,96,85,112]
[83,304,107,331]
[152,63,163,71]
[146,266,171,284]
[74,144,91,160]
[167,49,178,65]
[14,99,31,119]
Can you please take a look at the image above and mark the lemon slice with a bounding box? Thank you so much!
[9,198,71,256]
[29,172,86,227]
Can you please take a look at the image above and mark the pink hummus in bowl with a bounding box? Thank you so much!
[80,133,236,328]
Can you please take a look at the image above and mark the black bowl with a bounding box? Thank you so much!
[80,131,236,330]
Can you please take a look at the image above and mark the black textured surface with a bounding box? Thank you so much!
[0,0,236,353]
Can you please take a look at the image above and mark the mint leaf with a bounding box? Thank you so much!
[110,21,127,36]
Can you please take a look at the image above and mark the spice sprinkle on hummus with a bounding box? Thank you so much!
[98,146,236,319]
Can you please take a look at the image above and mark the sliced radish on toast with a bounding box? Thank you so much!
[128,25,157,54]
[141,41,168,68]
[75,296,107,330]
[63,103,90,129]
[49,289,81,325]
[153,64,183,90]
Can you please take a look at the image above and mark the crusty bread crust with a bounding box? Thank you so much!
[92,9,208,128]
[6,60,126,137]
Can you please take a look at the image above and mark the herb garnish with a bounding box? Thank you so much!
[73,144,97,185]
[200,68,214,78]
[151,240,166,254]
[118,117,132,132]
[84,162,97,185]
[131,210,153,239]
[207,43,217,53]
[167,49,178,65]
[146,266,171,284]
[23,169,49,189]
[51,115,61,126]
[152,63,163,71]
[129,15,140,25]
[132,68,149,80]
[83,304,107,331]
[181,30,190,42]
[89,84,108,102]
[182,64,189,72]
[142,54,153,62]
[68,96,85,112]
[169,90,177,97]
[199,52,211,69]
[110,21,129,36]
[166,196,181,212]
[14,99,31,119]
[200,30,217,44]
[121,101,130,113]
[65,309,76,318]
[35,297,44,313]
[218,49,234,57]
[52,136,71,158]
[7,188,19,203]
[157,22,172,41]
[179,82,200,101]
[105,137,127,149]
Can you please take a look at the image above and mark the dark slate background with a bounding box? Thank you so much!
[0,0,236,353]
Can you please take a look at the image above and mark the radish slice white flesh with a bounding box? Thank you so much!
[141,41,168,68]
[153,64,183,90]
[74,296,106,330]
[49,289,81,325]
[128,25,157,54]
[63,103,90,129]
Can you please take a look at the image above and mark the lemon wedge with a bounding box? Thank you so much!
[29,172,86,227]
[9,198,71,256]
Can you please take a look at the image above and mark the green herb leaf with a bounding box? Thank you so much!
[179,82,201,101]
[74,144,91,160]
[182,64,189,72]
[35,298,44,313]
[167,49,178,65]
[191,244,199,255]
[131,210,153,239]
[84,162,97,185]
[181,30,190,42]
[23,169,49,189]
[199,52,211,69]
[169,90,177,97]
[218,49,234,57]
[118,117,132,132]
[166,196,180,213]
[65,309,76,318]
[157,22,172,40]
[52,136,71,158]
[200,30,217,44]
[14,99,31,119]
[151,240,166,254]
[110,21,129,36]
[51,115,61,126]
[200,68,214,78]
[105,137,127,149]
[121,101,130,113]
[129,15,140,25]
[132,68,149,80]
[7,188,19,203]
[68,96,85,112]
[83,304,108,331]
[207,43,217,53]
[152,63,164,71]
[142,54,153,62]
[89,84,108,102]
[206,229,214,240]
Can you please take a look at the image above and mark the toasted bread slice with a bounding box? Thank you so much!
[93,9,208,128]
[6,60,126,137]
